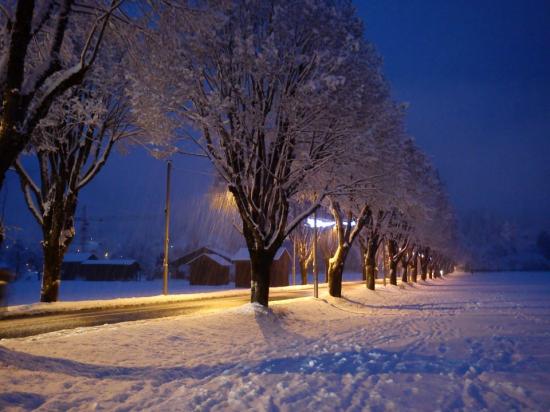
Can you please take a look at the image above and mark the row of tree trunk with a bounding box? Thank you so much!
[290,232,454,295]
[360,243,452,290]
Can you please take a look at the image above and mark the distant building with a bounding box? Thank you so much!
[188,253,232,285]
[233,248,290,288]
[80,259,140,281]
[0,261,14,307]
[170,246,232,279]
[62,253,98,280]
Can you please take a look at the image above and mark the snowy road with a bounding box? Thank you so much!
[0,287,319,339]
[1,272,550,411]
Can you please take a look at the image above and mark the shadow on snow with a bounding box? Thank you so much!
[0,343,543,385]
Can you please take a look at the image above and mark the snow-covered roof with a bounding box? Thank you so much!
[204,247,232,261]
[274,248,290,260]
[81,259,138,266]
[189,253,232,267]
[172,246,232,265]
[63,253,97,263]
[232,247,289,261]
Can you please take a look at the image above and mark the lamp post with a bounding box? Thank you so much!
[313,210,318,298]
[162,160,172,295]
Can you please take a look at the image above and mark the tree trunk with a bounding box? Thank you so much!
[41,240,63,303]
[299,259,308,285]
[401,259,409,283]
[420,257,428,281]
[328,246,349,297]
[386,239,398,286]
[0,0,35,188]
[365,237,377,290]
[249,249,275,307]
[421,265,427,280]
[324,257,330,283]
[40,202,76,302]
[389,260,397,285]
[410,257,418,283]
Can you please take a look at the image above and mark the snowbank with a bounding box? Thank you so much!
[2,279,362,317]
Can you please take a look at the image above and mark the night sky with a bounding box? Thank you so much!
[2,0,549,246]
[358,0,550,227]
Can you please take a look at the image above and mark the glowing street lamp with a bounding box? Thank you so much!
[305,218,356,228]
[306,217,335,229]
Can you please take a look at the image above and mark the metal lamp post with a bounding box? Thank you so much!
[313,210,318,298]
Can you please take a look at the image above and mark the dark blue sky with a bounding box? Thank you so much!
[2,0,550,246]
[356,0,550,227]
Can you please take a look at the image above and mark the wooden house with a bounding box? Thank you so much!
[170,246,232,279]
[80,259,140,281]
[233,247,290,288]
[188,253,232,285]
[62,253,98,280]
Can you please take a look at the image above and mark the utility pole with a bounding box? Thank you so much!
[313,210,318,298]
[162,160,172,295]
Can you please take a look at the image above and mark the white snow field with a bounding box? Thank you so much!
[5,272,365,308]
[1,271,550,411]
[4,279,237,307]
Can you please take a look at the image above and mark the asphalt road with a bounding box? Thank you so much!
[0,285,328,339]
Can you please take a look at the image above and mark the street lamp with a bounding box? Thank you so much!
[312,210,318,298]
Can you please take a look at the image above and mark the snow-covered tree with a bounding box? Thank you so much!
[353,131,456,289]
[352,111,407,291]
[318,224,338,283]
[0,0,128,256]
[405,152,457,280]
[15,70,134,302]
[359,209,387,290]
[129,0,380,306]
[303,85,401,297]
[381,138,432,286]
[0,0,126,188]
[288,218,314,286]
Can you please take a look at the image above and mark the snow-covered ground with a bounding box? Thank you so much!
[4,272,364,307]
[2,281,337,318]
[4,279,236,306]
[1,271,550,411]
